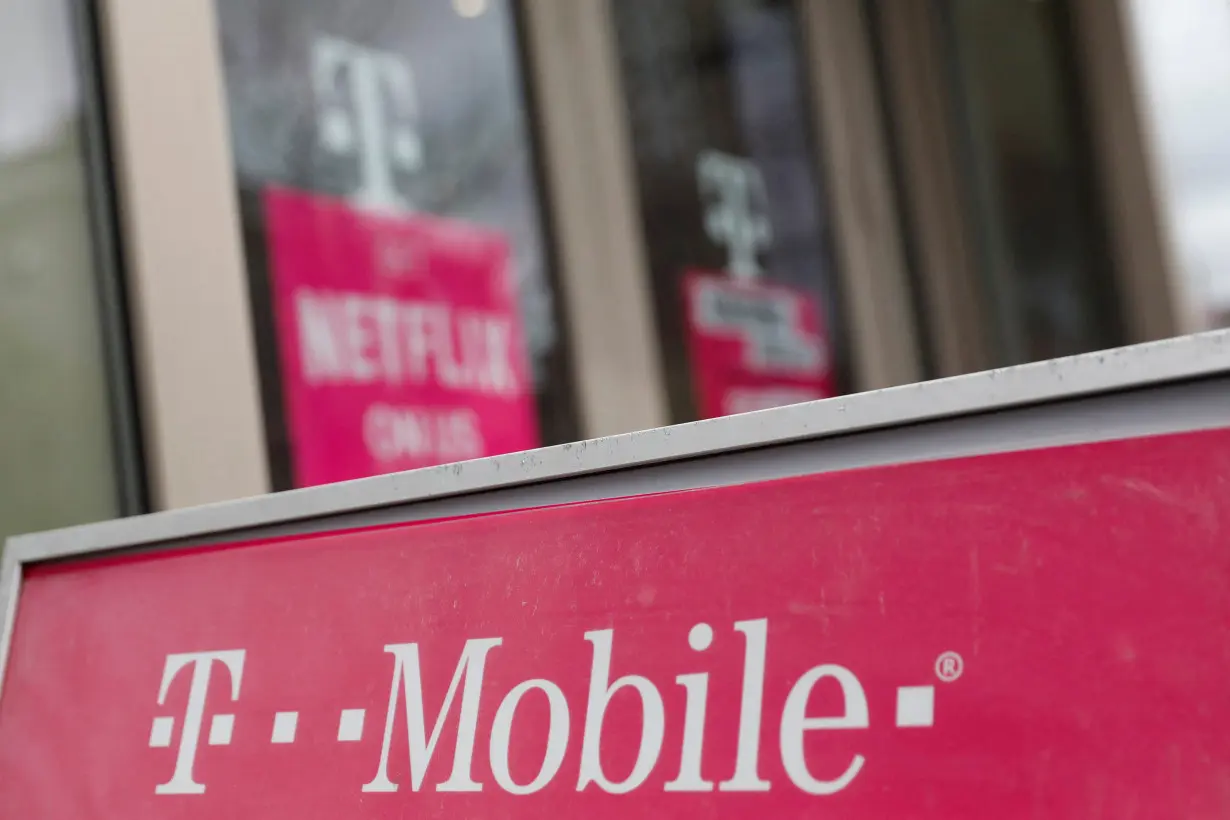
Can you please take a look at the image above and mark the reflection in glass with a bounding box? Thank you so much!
[941,0,1124,364]
[611,0,847,424]
[0,0,129,545]
[215,0,576,487]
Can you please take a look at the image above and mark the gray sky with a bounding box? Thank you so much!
[1129,0,1230,322]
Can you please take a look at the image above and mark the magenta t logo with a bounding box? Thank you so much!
[150,650,246,795]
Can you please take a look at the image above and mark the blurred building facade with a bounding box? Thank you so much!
[1,0,1227,544]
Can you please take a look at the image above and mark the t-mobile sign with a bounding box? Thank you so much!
[263,186,539,486]
[683,271,835,418]
[2,427,1229,817]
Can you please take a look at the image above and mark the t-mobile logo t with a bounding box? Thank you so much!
[313,36,423,212]
[696,150,773,281]
[150,650,246,795]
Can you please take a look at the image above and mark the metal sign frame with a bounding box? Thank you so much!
[4,329,1230,701]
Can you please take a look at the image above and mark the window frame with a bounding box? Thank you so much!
[96,0,273,510]
[866,0,1183,375]
[69,0,148,517]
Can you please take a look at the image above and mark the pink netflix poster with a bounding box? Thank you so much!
[683,270,836,419]
[264,186,539,487]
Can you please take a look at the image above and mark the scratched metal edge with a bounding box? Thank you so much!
[0,551,21,707]
[1,328,1230,705]
[8,329,1230,566]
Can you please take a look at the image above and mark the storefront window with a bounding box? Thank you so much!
[0,0,140,548]
[215,0,575,489]
[940,0,1124,364]
[610,0,847,423]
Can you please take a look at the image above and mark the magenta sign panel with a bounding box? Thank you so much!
[263,187,539,486]
[3,429,1230,817]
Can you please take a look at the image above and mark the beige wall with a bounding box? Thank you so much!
[99,0,269,509]
[1071,0,1183,342]
[801,0,925,391]
[521,0,670,437]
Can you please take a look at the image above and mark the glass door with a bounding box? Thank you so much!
[610,0,848,422]
[214,0,578,488]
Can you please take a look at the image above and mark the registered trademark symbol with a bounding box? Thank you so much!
[935,651,964,683]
